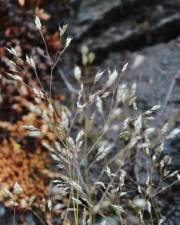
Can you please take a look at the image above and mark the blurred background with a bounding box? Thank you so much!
[0,0,180,224]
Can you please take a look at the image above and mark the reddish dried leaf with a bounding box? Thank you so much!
[35,7,51,20]
[48,32,61,50]
[0,47,5,56]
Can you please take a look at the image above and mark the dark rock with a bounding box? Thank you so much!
[84,14,180,60]
[164,197,180,225]
[60,0,180,111]
[69,0,123,39]
[0,203,42,225]
[0,203,13,225]
[102,38,180,124]
[68,0,170,40]
[157,128,180,225]
[0,205,6,217]
[95,216,119,225]
[65,0,180,62]
[162,128,180,170]
[25,212,39,225]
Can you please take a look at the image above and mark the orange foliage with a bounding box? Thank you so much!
[0,80,62,209]
[0,141,51,209]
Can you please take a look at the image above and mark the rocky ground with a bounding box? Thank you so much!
[0,0,180,224]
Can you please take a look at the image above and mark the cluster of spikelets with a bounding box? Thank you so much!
[3,16,180,224]
[44,23,180,224]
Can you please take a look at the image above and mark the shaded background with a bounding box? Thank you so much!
[0,0,180,224]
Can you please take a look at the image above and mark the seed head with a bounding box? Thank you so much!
[35,16,41,30]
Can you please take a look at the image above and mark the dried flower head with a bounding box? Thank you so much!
[65,36,72,48]
[74,65,81,81]
[13,182,23,195]
[106,69,118,87]
[59,24,68,37]
[35,16,41,30]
